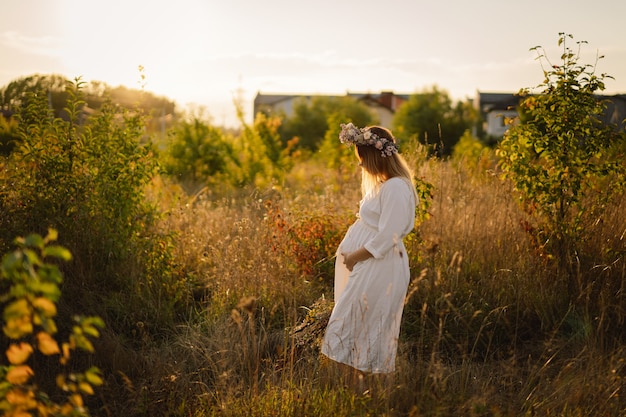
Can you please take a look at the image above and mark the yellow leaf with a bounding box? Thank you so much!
[78,382,94,395]
[3,300,33,339]
[4,298,30,318]
[45,228,58,243]
[37,403,55,416]
[69,393,84,407]
[60,342,70,365]
[4,319,34,340]
[10,411,35,417]
[6,365,34,384]
[32,297,57,318]
[6,342,34,365]
[5,388,36,408]
[61,403,74,414]
[56,374,67,390]
[36,332,60,355]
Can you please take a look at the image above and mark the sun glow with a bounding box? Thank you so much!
[4,0,625,129]
[56,0,228,105]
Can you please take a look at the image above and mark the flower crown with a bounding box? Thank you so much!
[339,123,399,157]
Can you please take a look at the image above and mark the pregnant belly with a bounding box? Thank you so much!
[339,221,376,253]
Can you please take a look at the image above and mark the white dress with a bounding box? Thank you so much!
[321,177,416,373]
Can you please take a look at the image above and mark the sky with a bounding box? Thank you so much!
[2,0,626,127]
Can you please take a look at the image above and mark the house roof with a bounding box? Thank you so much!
[254,91,409,112]
[475,91,521,112]
[253,93,298,106]
[600,94,626,129]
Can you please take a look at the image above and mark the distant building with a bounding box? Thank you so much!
[253,91,409,128]
[602,94,626,131]
[346,92,409,127]
[255,90,626,142]
[475,90,626,139]
[474,91,521,138]
[253,93,301,120]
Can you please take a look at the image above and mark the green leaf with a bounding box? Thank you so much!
[24,233,44,249]
[85,367,104,386]
[29,282,62,300]
[43,245,72,261]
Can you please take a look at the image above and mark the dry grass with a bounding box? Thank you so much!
[100,157,626,416]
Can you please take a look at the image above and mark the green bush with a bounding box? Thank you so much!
[497,33,626,274]
[162,115,237,193]
[0,78,186,335]
[0,116,19,156]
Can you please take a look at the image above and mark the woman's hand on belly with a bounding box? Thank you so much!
[341,247,373,272]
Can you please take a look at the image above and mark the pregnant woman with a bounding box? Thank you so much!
[321,123,418,385]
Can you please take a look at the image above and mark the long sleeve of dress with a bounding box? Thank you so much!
[363,178,416,259]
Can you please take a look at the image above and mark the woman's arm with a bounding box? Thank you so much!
[341,247,373,271]
[363,178,415,259]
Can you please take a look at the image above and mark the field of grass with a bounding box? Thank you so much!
[90,155,626,417]
[2,68,624,416]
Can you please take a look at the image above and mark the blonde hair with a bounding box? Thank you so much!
[356,126,417,199]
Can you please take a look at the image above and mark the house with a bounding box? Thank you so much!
[253,93,305,121]
[255,90,626,142]
[345,92,409,127]
[253,91,409,128]
[602,94,626,131]
[475,90,626,139]
[474,91,521,138]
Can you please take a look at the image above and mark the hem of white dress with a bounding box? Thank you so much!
[321,352,395,374]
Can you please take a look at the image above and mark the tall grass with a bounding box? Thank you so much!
[106,156,626,416]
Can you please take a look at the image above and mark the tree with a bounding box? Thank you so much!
[496,33,626,276]
[393,86,478,156]
[163,116,236,192]
[0,74,69,118]
[232,113,284,188]
[0,114,19,155]
[0,74,176,138]
[452,130,494,171]
[279,96,375,152]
